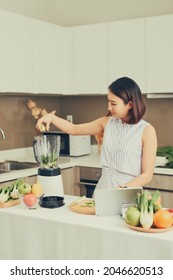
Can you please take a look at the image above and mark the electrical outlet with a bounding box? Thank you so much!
[67,115,73,123]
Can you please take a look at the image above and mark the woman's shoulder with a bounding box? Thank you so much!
[95,115,111,130]
[142,121,157,141]
[102,115,111,128]
[140,119,155,130]
[137,119,153,130]
[143,123,156,133]
[139,119,149,126]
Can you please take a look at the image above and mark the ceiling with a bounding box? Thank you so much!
[0,0,173,27]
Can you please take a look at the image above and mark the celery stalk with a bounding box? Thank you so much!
[140,190,160,229]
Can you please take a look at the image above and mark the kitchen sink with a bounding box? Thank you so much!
[0,160,38,173]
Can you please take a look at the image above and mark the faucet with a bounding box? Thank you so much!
[0,128,5,139]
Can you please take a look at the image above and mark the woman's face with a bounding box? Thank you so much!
[107,91,132,120]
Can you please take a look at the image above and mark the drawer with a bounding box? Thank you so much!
[80,167,102,180]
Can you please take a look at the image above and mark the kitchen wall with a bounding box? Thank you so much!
[60,95,173,147]
[0,95,61,150]
[0,94,173,150]
[144,98,173,146]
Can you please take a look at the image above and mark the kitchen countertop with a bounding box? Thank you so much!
[0,195,173,260]
[0,147,101,182]
[0,147,173,183]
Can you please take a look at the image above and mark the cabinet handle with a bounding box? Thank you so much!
[143,187,173,193]
[95,172,101,179]
[76,181,97,186]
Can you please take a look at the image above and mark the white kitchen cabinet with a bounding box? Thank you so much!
[63,28,74,94]
[107,19,146,93]
[146,15,173,93]
[73,24,108,94]
[0,10,32,93]
[32,19,65,94]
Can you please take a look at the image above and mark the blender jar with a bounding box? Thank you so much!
[33,133,61,169]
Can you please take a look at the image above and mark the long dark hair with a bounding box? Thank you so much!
[108,77,146,124]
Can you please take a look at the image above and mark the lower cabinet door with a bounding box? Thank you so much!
[144,174,173,208]
[61,167,80,196]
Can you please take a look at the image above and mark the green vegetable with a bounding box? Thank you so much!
[41,151,58,169]
[153,203,162,212]
[0,187,11,203]
[0,179,26,203]
[157,146,173,167]
[134,192,142,211]
[140,190,160,229]
[81,200,95,207]
[125,206,140,226]
[10,178,24,199]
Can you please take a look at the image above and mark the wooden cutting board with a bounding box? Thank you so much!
[69,199,95,215]
[0,199,20,208]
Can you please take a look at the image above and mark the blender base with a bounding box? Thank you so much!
[37,173,64,197]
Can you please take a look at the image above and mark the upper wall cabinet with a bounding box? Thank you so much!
[63,28,74,94]
[107,19,146,93]
[0,10,32,93]
[73,24,108,94]
[32,19,65,94]
[146,15,173,93]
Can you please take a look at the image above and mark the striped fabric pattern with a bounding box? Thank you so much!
[96,116,149,189]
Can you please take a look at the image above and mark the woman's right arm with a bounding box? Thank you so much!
[36,113,109,136]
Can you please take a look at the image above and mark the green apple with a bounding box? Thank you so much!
[125,206,140,226]
[18,183,31,195]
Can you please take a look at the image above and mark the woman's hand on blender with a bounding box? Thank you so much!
[36,110,56,132]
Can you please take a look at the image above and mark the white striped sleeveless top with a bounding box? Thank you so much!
[96,116,149,189]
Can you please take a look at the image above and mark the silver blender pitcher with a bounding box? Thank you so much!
[33,132,64,197]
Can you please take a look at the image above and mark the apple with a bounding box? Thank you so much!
[23,194,37,208]
[18,183,31,195]
[167,208,173,216]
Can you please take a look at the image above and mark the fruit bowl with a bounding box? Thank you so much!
[19,193,40,209]
[126,223,173,233]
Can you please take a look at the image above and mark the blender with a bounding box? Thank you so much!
[33,132,64,197]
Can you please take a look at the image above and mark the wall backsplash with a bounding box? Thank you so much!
[0,94,173,151]
[0,95,61,150]
[144,97,173,147]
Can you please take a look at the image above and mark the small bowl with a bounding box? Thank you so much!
[20,193,40,209]
[40,196,64,208]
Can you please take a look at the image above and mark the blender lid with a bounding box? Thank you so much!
[40,196,64,208]
[41,131,62,136]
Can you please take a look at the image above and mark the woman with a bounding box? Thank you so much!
[36,77,157,189]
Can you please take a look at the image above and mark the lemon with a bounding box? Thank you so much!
[31,183,43,197]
